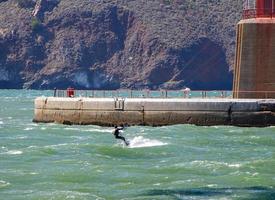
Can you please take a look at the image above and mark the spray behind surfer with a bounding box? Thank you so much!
[113,125,129,146]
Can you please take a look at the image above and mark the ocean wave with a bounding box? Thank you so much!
[230,171,259,177]
[249,136,260,139]
[16,136,28,139]
[0,121,3,125]
[1,136,27,140]
[129,136,168,148]
[19,108,30,111]
[0,180,10,188]
[228,129,244,133]
[25,123,39,127]
[44,143,72,148]
[64,127,113,133]
[189,160,242,169]
[1,150,23,155]
[64,127,81,131]
[24,127,34,131]
[83,128,113,133]
[70,136,86,140]
[23,190,105,199]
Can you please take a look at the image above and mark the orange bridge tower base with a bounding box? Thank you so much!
[233,0,275,98]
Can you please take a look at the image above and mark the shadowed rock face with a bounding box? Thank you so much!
[0,0,240,90]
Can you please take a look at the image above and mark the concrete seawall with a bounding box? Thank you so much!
[33,97,275,127]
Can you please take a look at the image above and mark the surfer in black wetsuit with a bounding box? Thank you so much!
[113,125,129,146]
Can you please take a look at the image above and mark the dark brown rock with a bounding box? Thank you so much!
[0,0,242,90]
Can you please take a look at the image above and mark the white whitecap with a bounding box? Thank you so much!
[128,136,167,148]
[16,136,27,139]
[29,172,38,175]
[229,129,243,133]
[84,128,113,133]
[70,136,85,140]
[227,163,242,168]
[249,136,260,139]
[207,184,218,188]
[4,150,23,155]
[0,180,10,188]
[65,127,80,131]
[27,123,38,127]
[24,127,33,131]
[189,160,242,169]
[0,121,3,125]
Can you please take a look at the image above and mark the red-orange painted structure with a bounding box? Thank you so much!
[243,0,275,18]
[233,0,275,98]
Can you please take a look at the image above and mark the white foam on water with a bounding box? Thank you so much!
[229,129,244,133]
[44,143,70,148]
[34,190,101,199]
[207,184,218,188]
[227,163,242,168]
[2,150,23,155]
[70,136,86,140]
[29,172,39,175]
[65,127,113,134]
[16,136,28,139]
[45,123,56,126]
[0,121,3,125]
[190,160,242,169]
[128,136,168,148]
[26,123,38,127]
[27,145,37,149]
[82,128,113,133]
[0,180,10,188]
[249,136,260,139]
[24,127,33,131]
[65,127,80,131]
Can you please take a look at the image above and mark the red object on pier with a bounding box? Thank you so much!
[67,87,75,97]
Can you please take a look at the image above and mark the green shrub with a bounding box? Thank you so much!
[31,18,42,32]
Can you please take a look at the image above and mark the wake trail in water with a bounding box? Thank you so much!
[128,136,167,148]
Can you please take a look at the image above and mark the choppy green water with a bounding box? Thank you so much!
[0,90,275,200]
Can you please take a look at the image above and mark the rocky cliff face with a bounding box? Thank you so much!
[0,0,242,90]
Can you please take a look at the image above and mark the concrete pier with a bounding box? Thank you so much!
[33,97,275,127]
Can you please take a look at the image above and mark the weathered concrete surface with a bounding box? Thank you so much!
[33,97,275,127]
[233,19,275,99]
